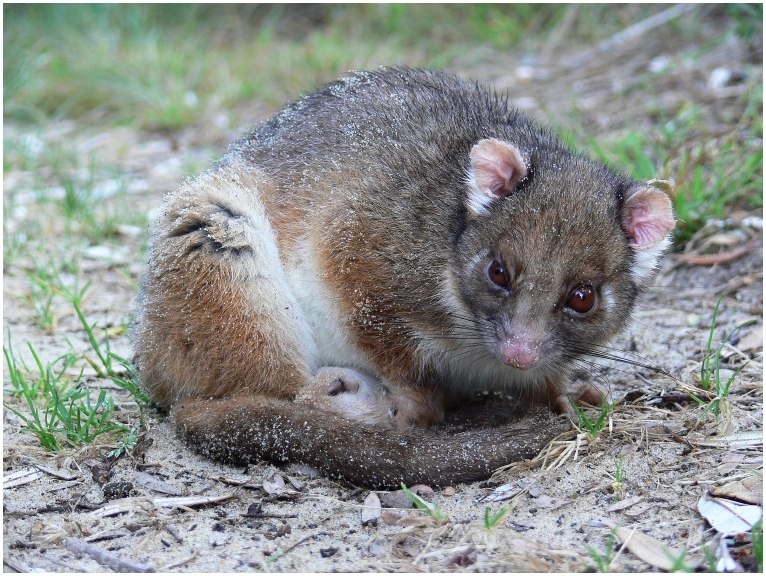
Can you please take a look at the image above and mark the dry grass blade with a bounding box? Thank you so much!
[90,493,235,518]
[62,537,155,572]
[494,428,588,476]
[18,457,80,480]
[3,467,44,489]
[689,430,763,450]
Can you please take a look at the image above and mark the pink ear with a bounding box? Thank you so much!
[622,187,675,249]
[469,139,527,199]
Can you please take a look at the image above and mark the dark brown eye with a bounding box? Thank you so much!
[566,284,596,314]
[487,260,510,289]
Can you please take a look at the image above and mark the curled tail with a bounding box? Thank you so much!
[174,395,570,488]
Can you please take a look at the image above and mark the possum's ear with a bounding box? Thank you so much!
[622,185,676,285]
[466,138,527,215]
[622,186,675,249]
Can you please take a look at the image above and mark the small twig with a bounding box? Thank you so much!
[62,537,155,573]
[595,4,697,55]
[18,457,80,480]
[675,237,759,266]
[565,4,697,68]
[4,557,34,573]
[245,512,299,519]
[164,524,184,544]
[280,531,331,556]
[159,552,198,571]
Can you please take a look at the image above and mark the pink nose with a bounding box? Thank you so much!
[499,340,539,369]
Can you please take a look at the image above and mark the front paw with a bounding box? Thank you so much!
[549,383,605,415]
[296,367,394,428]
[388,386,446,429]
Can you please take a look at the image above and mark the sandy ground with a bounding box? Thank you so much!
[3,7,763,573]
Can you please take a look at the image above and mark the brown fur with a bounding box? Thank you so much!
[132,68,674,487]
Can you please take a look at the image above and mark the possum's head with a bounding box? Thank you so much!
[447,137,674,385]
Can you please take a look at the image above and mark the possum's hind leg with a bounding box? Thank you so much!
[132,161,315,408]
[132,159,396,427]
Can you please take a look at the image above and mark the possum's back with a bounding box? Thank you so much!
[230,67,556,187]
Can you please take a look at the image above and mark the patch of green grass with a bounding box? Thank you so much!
[753,519,763,573]
[483,505,510,531]
[693,295,750,418]
[3,336,125,451]
[72,299,150,406]
[727,3,763,44]
[27,269,57,333]
[24,257,87,332]
[3,295,148,452]
[401,482,449,524]
[58,175,137,243]
[585,531,617,572]
[4,4,673,130]
[572,399,618,440]
[585,94,762,247]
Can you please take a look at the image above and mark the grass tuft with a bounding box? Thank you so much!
[693,296,749,419]
[72,299,150,406]
[484,505,510,531]
[3,335,124,451]
[585,531,617,572]
[401,482,449,524]
[571,399,618,440]
[3,296,148,453]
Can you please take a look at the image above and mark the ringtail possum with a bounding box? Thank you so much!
[132,67,674,488]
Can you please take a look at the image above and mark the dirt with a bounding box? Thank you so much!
[3,8,763,573]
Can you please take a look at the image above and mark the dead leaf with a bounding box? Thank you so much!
[623,502,654,518]
[711,476,763,505]
[398,515,430,529]
[734,328,763,354]
[535,494,571,509]
[134,471,183,496]
[286,476,305,491]
[704,232,746,247]
[381,509,404,525]
[607,495,644,513]
[478,479,532,503]
[615,526,696,571]
[697,494,762,535]
[262,471,286,495]
[217,474,260,489]
[361,492,381,526]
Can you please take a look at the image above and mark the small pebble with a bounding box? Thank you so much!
[103,481,134,500]
[687,313,701,327]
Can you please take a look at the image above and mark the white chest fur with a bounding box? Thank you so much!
[285,241,377,376]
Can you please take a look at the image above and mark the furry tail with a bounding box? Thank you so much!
[173,396,570,488]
